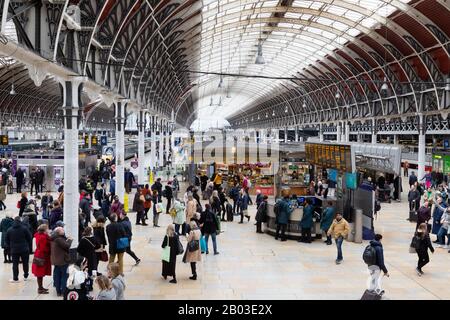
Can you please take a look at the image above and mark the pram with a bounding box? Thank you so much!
[377,186,391,203]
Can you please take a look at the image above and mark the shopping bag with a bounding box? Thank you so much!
[200,235,206,253]
[161,246,170,262]
[156,203,165,213]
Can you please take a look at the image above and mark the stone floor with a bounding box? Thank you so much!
[0,156,448,300]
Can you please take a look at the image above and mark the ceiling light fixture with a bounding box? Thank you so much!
[9,83,15,95]
[285,105,288,113]
[265,112,268,118]
[335,90,340,99]
[255,4,265,65]
[272,110,275,117]
[210,97,213,106]
[302,102,306,108]
[258,114,260,120]
[380,77,388,91]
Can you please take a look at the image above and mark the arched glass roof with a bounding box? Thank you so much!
[193,0,410,122]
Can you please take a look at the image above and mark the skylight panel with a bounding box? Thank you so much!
[292,0,312,8]
[285,12,302,19]
[347,28,360,37]
[316,17,334,26]
[326,5,347,16]
[344,10,363,21]
[360,17,377,28]
[333,21,348,31]
[376,4,397,17]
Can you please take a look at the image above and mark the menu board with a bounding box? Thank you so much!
[305,143,353,173]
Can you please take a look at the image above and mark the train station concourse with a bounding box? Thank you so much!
[0,0,450,304]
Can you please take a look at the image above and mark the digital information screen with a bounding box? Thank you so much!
[305,143,353,173]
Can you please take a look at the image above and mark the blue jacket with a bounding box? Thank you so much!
[229,187,240,201]
[300,205,314,229]
[370,240,388,274]
[276,198,293,225]
[320,207,335,231]
[239,194,249,210]
[432,204,446,234]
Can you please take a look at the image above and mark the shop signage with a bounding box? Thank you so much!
[100,136,107,146]
[305,143,353,172]
[0,135,9,145]
[91,136,98,146]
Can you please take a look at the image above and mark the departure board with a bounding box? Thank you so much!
[305,143,353,173]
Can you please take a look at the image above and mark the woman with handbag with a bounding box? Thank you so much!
[183,221,202,280]
[152,190,161,228]
[415,223,435,276]
[161,224,179,284]
[92,215,108,274]
[77,227,100,277]
[133,187,147,226]
[32,224,51,294]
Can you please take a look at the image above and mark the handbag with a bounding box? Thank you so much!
[161,246,170,262]
[188,239,200,252]
[176,236,184,255]
[99,250,108,262]
[409,246,416,254]
[116,237,129,250]
[156,203,164,213]
[32,257,45,267]
[200,235,206,253]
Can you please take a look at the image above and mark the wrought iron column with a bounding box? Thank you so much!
[418,114,426,181]
[114,101,126,202]
[138,110,146,185]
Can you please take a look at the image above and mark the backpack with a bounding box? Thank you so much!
[144,193,151,201]
[362,245,377,266]
[273,201,280,217]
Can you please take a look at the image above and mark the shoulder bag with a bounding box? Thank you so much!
[176,236,184,255]
[32,257,46,267]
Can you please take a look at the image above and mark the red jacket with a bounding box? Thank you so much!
[32,232,52,277]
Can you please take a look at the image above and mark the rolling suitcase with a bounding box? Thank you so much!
[226,203,233,222]
[361,290,382,300]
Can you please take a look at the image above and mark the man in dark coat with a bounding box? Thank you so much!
[119,213,141,265]
[151,178,163,202]
[36,168,45,194]
[275,190,294,241]
[106,213,127,275]
[29,169,38,196]
[124,169,135,193]
[255,195,268,233]
[79,194,92,227]
[6,217,32,282]
[14,168,24,193]
[409,172,418,188]
[417,201,431,230]
[50,227,72,296]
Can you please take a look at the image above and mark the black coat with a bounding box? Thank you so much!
[256,201,268,223]
[106,222,127,254]
[5,220,32,254]
[15,169,24,184]
[132,193,144,212]
[93,224,107,247]
[77,236,100,270]
[161,234,178,277]
[36,170,45,184]
[200,209,217,235]
[415,233,434,253]
[18,197,28,216]
[165,185,173,199]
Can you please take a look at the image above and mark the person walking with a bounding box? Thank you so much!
[172,175,180,200]
[173,199,186,236]
[133,188,147,226]
[49,200,63,230]
[151,178,163,202]
[366,234,389,295]
[15,168,24,193]
[218,187,228,221]
[0,212,14,263]
[183,221,202,280]
[152,190,161,227]
[164,181,174,214]
[200,204,219,255]
[30,169,38,196]
[404,161,409,177]
[77,226,100,276]
[161,224,179,283]
[119,212,141,266]
[50,226,72,296]
[414,223,434,276]
[320,201,335,245]
[432,196,446,242]
[41,191,53,220]
[142,184,152,221]
[18,191,28,217]
[229,184,240,215]
[436,207,450,248]
[106,213,127,275]
[299,198,314,243]
[409,171,418,188]
[32,224,52,294]
[275,189,293,241]
[327,213,350,264]
[92,215,108,273]
[408,185,421,214]
[185,194,197,224]
[6,216,32,283]
[255,195,268,233]
[0,183,6,211]
[108,262,126,300]
[79,193,92,227]
[238,189,251,224]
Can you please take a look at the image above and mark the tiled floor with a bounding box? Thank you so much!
[1,157,448,300]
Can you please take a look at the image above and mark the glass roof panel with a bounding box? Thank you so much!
[193,0,410,121]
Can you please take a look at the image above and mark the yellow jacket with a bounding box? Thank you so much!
[327,218,350,239]
[214,175,222,185]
